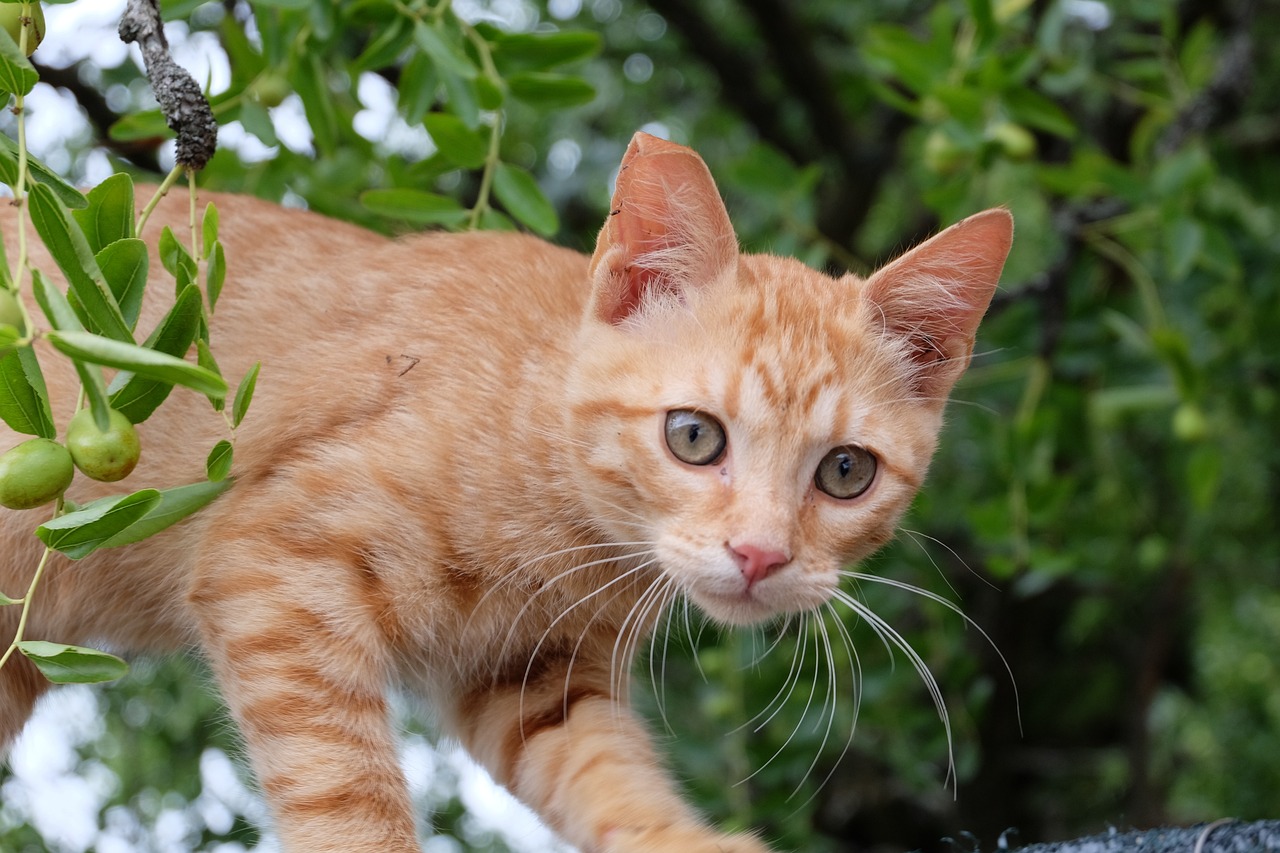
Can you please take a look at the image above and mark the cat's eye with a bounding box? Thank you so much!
[814,445,877,499]
[665,410,727,466]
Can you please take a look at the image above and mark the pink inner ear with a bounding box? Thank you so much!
[588,133,738,326]
[863,208,1014,398]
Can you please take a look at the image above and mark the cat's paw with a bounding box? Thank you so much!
[600,824,776,853]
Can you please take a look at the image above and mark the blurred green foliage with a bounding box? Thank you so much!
[2,0,1279,850]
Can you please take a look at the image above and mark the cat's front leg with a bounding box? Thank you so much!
[189,543,418,853]
[452,658,776,853]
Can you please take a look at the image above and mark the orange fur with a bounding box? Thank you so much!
[0,132,1011,852]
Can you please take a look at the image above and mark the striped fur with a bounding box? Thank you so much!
[0,133,1011,851]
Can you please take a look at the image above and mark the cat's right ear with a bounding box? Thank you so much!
[587,132,738,326]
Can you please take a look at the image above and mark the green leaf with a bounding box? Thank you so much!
[18,641,129,685]
[100,479,232,549]
[232,361,260,428]
[0,26,37,97]
[95,238,149,331]
[291,53,339,156]
[73,174,135,254]
[360,188,470,227]
[45,329,228,398]
[441,69,480,127]
[397,51,440,126]
[0,136,87,209]
[108,284,204,424]
[206,439,233,482]
[507,72,595,108]
[27,182,133,343]
[207,240,226,312]
[31,270,113,430]
[1003,87,1077,138]
[0,345,55,438]
[423,113,489,169]
[238,98,280,147]
[493,163,559,236]
[351,14,412,73]
[491,30,602,72]
[201,202,219,259]
[196,339,224,412]
[158,225,197,281]
[36,489,162,560]
[412,19,476,79]
[1164,217,1204,280]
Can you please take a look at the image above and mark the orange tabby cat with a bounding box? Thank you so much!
[0,133,1012,852]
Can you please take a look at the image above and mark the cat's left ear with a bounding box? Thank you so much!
[862,208,1013,401]
[587,132,738,326]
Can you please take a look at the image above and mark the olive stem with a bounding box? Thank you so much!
[0,535,57,673]
[135,164,185,235]
[7,1,37,339]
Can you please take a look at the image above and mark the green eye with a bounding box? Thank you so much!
[815,445,876,499]
[665,410,727,466]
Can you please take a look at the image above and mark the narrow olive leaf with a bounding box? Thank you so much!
[201,202,219,260]
[397,51,440,126]
[359,189,470,227]
[0,27,37,97]
[207,241,225,312]
[73,173,135,254]
[0,136,87,209]
[0,346,56,438]
[108,284,203,424]
[492,163,559,236]
[423,113,489,169]
[36,489,162,560]
[95,238,149,331]
[101,479,232,549]
[206,439,233,482]
[490,29,602,72]
[232,361,260,428]
[27,182,133,343]
[18,641,129,685]
[412,19,477,79]
[46,329,228,398]
[507,72,596,109]
[441,69,480,128]
[196,339,224,412]
[158,226,196,280]
[31,271,112,430]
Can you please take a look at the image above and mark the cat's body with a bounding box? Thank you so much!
[0,134,1012,852]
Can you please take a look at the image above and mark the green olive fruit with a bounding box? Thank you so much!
[65,408,141,483]
[0,3,45,56]
[248,72,291,108]
[0,289,26,335]
[0,437,73,510]
[1173,402,1210,442]
[988,120,1036,160]
[923,129,966,175]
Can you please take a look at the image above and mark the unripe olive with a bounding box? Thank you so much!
[1173,402,1210,442]
[65,408,141,483]
[248,72,291,108]
[0,3,45,56]
[923,129,966,175]
[0,437,73,510]
[988,120,1036,160]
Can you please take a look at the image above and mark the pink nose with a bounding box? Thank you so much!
[730,543,791,587]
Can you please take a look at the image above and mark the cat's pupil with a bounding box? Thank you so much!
[665,410,727,466]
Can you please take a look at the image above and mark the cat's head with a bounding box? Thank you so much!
[565,133,1012,626]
